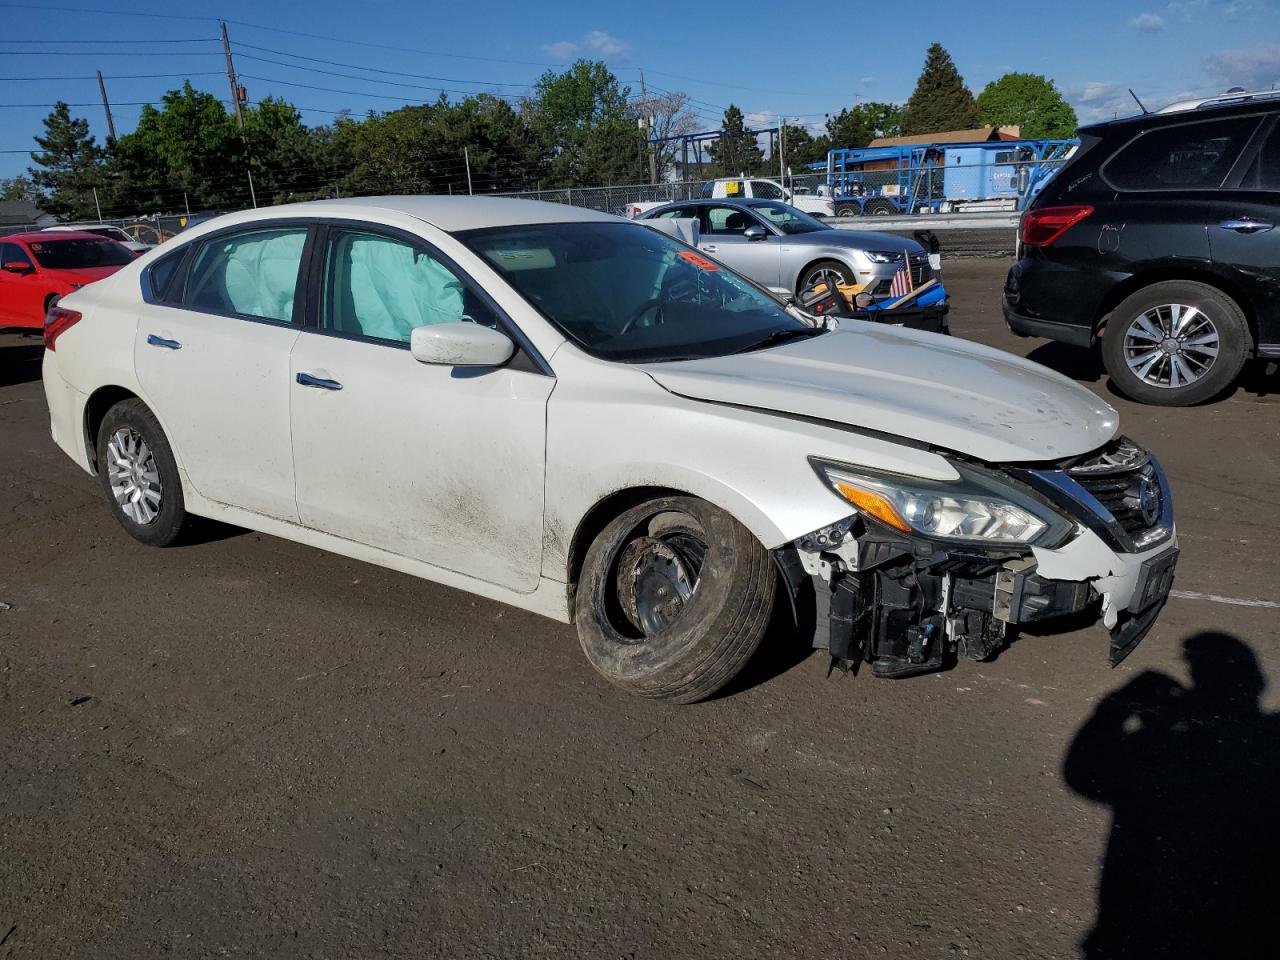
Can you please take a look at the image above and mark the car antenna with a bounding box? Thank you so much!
[1128,89,1150,114]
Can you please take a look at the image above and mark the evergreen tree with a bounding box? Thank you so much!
[28,102,106,218]
[901,44,981,136]
[707,105,765,177]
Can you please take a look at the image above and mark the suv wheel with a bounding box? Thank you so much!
[1101,281,1250,406]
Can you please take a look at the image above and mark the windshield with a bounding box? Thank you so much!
[461,221,815,362]
[748,202,828,235]
[28,238,134,269]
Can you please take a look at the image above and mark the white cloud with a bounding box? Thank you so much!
[859,76,879,86]
[1206,44,1280,90]
[582,30,629,60]
[1066,81,1137,123]
[1129,12,1165,30]
[542,40,578,59]
[543,30,630,63]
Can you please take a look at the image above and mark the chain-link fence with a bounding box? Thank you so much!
[490,156,1071,218]
[2,154,1073,238]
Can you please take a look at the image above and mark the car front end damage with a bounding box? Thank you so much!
[774,438,1178,677]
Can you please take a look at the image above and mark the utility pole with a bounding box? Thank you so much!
[221,21,244,129]
[247,169,257,208]
[96,71,116,143]
[778,121,785,187]
[463,146,473,195]
[92,187,103,224]
[640,69,657,184]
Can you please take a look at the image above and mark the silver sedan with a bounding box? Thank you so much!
[640,198,931,299]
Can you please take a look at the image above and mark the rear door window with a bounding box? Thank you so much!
[1103,116,1261,191]
[185,227,308,323]
[1237,120,1280,190]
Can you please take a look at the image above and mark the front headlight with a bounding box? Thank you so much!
[811,458,1073,546]
[864,250,905,264]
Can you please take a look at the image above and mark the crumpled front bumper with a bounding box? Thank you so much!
[775,447,1178,677]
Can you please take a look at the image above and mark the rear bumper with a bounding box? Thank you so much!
[41,353,93,473]
[1003,301,1093,347]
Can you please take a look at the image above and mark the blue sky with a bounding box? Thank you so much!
[2,0,1279,181]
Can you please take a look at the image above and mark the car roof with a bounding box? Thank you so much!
[44,224,123,231]
[179,196,621,234]
[3,230,109,243]
[1080,91,1280,136]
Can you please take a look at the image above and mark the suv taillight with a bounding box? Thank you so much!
[1020,204,1094,247]
[44,305,82,350]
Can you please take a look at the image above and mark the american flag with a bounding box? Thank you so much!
[888,259,913,298]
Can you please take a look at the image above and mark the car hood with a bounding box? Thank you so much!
[644,324,1118,463]
[786,229,924,253]
[52,264,127,286]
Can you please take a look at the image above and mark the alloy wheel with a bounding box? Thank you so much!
[106,427,163,524]
[1122,303,1220,389]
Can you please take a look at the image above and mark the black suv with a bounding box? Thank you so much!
[1004,92,1279,405]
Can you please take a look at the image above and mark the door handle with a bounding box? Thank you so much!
[702,244,718,253]
[296,372,343,391]
[145,334,181,350]
[1218,218,1274,234]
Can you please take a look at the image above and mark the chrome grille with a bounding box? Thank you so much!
[909,253,930,285]
[1066,439,1168,545]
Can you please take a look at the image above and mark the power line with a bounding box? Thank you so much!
[232,43,538,89]
[0,72,225,81]
[237,73,524,104]
[0,37,221,43]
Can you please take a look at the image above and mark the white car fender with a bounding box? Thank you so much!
[540,345,960,581]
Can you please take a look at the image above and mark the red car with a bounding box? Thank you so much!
[0,230,136,330]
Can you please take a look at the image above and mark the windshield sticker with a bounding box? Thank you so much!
[677,251,718,271]
[30,243,42,250]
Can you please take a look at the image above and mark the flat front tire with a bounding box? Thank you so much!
[96,398,190,547]
[1101,280,1250,406]
[574,496,776,703]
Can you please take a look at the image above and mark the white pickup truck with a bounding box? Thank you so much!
[626,177,835,219]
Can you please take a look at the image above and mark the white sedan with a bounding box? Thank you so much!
[42,197,1178,702]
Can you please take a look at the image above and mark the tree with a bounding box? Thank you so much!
[0,176,41,204]
[525,60,644,187]
[706,105,765,177]
[977,72,1078,139]
[901,43,981,135]
[826,101,904,149]
[780,123,828,168]
[27,102,106,218]
[108,82,242,212]
[340,94,542,197]
[634,89,698,179]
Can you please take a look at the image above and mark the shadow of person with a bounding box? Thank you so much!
[1063,632,1280,959]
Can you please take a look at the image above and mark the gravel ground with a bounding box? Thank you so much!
[1,258,1278,959]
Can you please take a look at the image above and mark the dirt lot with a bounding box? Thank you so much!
[2,258,1278,959]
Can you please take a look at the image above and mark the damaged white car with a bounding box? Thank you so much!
[41,197,1177,703]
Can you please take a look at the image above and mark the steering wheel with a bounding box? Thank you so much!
[618,298,664,336]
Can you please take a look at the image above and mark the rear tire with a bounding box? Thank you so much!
[864,199,895,216]
[574,496,776,703]
[1101,280,1249,406]
[96,398,190,547]
[835,203,859,218]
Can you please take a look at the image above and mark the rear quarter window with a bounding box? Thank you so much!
[1102,115,1261,191]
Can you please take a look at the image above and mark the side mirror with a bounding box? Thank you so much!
[410,321,515,367]
[743,225,768,241]
[2,261,34,274]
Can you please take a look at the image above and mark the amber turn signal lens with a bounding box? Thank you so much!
[833,480,912,533]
